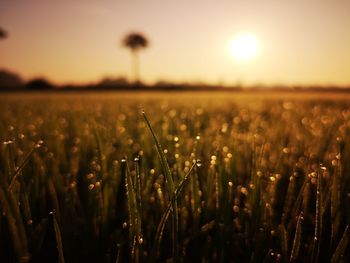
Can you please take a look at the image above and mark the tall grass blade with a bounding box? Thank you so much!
[7,141,16,181]
[290,177,308,222]
[134,157,142,216]
[142,112,174,194]
[311,169,322,263]
[142,111,179,261]
[123,160,142,262]
[152,162,196,257]
[290,212,304,263]
[331,225,349,263]
[331,153,341,248]
[50,212,65,263]
[279,224,289,258]
[47,178,61,225]
[8,143,41,191]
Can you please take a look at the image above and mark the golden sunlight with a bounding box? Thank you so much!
[228,33,259,61]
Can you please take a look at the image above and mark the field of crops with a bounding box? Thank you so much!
[0,92,349,262]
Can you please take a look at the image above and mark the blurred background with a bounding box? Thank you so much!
[1,0,350,89]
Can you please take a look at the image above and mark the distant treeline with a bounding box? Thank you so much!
[1,69,350,92]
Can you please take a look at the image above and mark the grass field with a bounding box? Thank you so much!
[0,92,349,262]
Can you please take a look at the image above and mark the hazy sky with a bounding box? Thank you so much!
[1,0,350,86]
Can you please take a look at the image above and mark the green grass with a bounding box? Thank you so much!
[0,92,349,262]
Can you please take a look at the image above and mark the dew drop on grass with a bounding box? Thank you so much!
[196,159,202,167]
[240,187,248,195]
[87,173,94,180]
[282,147,290,154]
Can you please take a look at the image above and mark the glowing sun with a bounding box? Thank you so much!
[229,33,259,61]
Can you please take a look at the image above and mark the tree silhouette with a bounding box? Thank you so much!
[0,27,8,39]
[122,32,149,84]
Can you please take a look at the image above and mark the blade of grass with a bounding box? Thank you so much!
[142,111,179,261]
[7,141,16,181]
[152,162,196,258]
[311,170,322,263]
[142,112,174,194]
[47,177,62,226]
[290,212,304,263]
[8,142,42,191]
[50,211,65,263]
[331,225,349,263]
[288,176,309,230]
[123,160,142,262]
[331,156,341,248]
[134,157,142,217]
[279,224,289,259]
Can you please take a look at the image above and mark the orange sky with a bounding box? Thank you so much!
[1,0,350,86]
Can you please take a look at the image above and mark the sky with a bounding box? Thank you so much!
[1,0,350,86]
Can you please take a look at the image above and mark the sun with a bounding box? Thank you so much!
[228,33,259,61]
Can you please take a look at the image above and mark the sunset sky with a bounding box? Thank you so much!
[1,0,350,86]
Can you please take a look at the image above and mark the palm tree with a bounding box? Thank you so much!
[122,32,149,84]
[0,27,8,40]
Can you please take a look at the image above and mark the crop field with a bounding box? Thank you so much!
[0,92,349,262]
